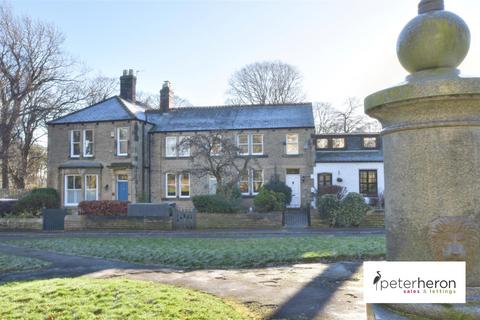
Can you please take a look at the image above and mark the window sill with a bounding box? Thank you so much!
[283,153,303,158]
[161,197,191,201]
[164,156,192,160]
[237,154,268,158]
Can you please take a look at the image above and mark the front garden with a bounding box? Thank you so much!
[9,235,385,269]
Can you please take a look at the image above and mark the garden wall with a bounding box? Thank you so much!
[309,214,330,228]
[196,212,283,230]
[0,218,42,231]
[65,215,172,231]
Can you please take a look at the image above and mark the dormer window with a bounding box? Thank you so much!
[316,138,329,149]
[363,137,377,148]
[332,138,345,149]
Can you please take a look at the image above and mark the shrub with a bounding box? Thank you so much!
[78,200,128,216]
[0,200,18,217]
[192,194,241,213]
[253,187,286,213]
[14,188,60,216]
[331,192,369,227]
[317,194,340,221]
[264,180,292,205]
[317,185,346,199]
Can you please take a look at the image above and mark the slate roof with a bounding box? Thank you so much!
[316,150,384,163]
[48,96,149,124]
[147,103,314,133]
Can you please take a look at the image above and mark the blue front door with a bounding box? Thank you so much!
[117,176,128,201]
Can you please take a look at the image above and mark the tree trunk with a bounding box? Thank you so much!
[1,155,8,189]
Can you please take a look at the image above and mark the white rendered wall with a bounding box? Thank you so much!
[312,162,384,205]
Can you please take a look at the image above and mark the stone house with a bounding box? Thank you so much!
[47,70,316,209]
[313,133,384,205]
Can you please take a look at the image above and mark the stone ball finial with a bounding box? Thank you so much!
[397,1,470,74]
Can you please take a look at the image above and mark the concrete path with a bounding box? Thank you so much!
[0,235,372,319]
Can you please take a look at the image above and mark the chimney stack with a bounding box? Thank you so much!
[160,81,173,112]
[120,69,136,103]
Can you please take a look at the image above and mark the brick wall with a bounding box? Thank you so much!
[196,212,283,230]
[65,215,172,231]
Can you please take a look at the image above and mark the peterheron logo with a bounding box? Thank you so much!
[364,262,466,303]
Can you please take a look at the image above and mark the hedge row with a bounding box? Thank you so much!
[78,200,128,216]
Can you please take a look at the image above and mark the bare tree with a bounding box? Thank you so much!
[178,131,254,193]
[82,76,118,106]
[0,6,75,188]
[226,61,305,105]
[137,91,192,109]
[313,102,337,134]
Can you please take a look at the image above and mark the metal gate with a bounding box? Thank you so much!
[42,209,67,231]
[284,209,309,228]
[173,208,196,230]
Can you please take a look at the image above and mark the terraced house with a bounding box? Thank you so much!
[47,71,316,209]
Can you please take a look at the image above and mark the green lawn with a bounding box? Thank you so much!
[0,278,255,320]
[10,235,385,269]
[0,253,50,274]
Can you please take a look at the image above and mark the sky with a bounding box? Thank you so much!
[9,0,480,108]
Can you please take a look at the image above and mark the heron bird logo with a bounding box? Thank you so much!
[373,271,381,285]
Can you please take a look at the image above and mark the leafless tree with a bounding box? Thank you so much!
[137,91,192,109]
[178,131,254,194]
[226,61,305,105]
[313,102,337,134]
[82,76,118,106]
[0,6,77,188]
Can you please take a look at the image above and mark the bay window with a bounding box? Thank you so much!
[65,175,82,206]
[84,175,98,201]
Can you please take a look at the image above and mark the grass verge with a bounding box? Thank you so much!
[0,278,255,319]
[9,235,385,269]
[0,253,50,274]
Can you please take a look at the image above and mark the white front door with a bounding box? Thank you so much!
[286,174,301,208]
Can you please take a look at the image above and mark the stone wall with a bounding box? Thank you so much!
[310,214,330,228]
[65,215,172,231]
[0,218,42,230]
[196,212,283,230]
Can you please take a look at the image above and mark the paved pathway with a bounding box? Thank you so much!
[0,232,376,319]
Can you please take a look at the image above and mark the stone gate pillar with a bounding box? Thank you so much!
[365,0,480,318]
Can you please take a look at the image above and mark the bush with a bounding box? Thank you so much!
[317,194,340,221]
[78,200,128,216]
[192,194,241,213]
[14,188,60,216]
[331,192,369,227]
[0,200,18,217]
[264,180,292,205]
[317,185,346,199]
[253,187,286,213]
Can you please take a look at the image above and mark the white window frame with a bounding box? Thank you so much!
[332,137,346,149]
[237,134,249,156]
[70,130,81,158]
[239,171,250,195]
[166,173,177,198]
[252,169,264,195]
[165,136,177,158]
[84,174,98,201]
[177,136,191,157]
[286,133,299,155]
[211,135,222,156]
[117,127,129,156]
[179,173,190,198]
[64,175,82,206]
[251,134,264,155]
[83,129,94,157]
